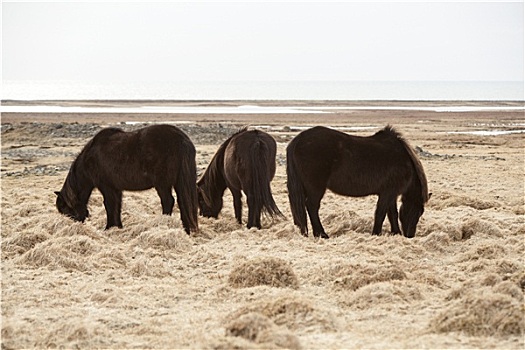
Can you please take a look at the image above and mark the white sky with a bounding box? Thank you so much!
[2,1,524,82]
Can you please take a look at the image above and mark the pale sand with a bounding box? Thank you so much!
[1,101,524,349]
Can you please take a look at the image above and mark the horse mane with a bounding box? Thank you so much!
[61,128,121,206]
[61,161,79,207]
[198,127,249,200]
[62,140,92,206]
[378,125,429,203]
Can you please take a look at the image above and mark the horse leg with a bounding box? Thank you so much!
[387,199,401,234]
[230,188,243,225]
[372,195,392,235]
[246,193,261,229]
[305,192,329,239]
[155,185,175,215]
[100,187,123,229]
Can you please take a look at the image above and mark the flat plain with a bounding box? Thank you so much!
[1,100,524,349]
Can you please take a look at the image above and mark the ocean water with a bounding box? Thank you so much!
[2,80,524,101]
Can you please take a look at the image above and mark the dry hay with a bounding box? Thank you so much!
[447,272,524,300]
[513,270,525,291]
[1,212,74,258]
[332,263,407,291]
[339,281,423,310]
[421,215,506,241]
[429,191,501,211]
[458,217,503,240]
[226,294,339,333]
[91,247,127,270]
[2,318,112,350]
[225,312,301,350]
[228,257,299,289]
[34,322,111,349]
[433,274,524,337]
[321,210,374,236]
[457,242,507,263]
[430,291,524,337]
[494,281,524,300]
[1,229,51,258]
[132,227,193,254]
[129,256,175,278]
[420,231,451,252]
[15,235,101,271]
[2,113,525,349]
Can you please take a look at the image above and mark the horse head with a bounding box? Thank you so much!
[400,192,431,238]
[197,183,222,219]
[55,190,89,223]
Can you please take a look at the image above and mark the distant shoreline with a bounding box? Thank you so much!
[2,99,523,125]
[2,99,524,106]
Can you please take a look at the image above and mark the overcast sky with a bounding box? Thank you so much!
[2,1,524,82]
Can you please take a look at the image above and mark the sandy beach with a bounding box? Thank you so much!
[1,100,524,349]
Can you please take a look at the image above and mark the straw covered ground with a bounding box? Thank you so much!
[1,101,524,349]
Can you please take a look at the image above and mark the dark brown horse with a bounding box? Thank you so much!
[198,128,283,229]
[55,124,199,234]
[287,126,429,238]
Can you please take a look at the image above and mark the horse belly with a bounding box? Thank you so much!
[327,178,376,197]
[105,167,156,191]
[326,162,405,198]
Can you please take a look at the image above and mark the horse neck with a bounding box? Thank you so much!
[399,136,429,204]
[200,150,228,202]
[64,160,94,206]
[402,176,424,206]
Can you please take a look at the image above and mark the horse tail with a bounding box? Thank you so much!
[248,135,283,219]
[286,138,308,235]
[175,139,199,234]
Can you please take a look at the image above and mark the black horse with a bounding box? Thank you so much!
[55,124,199,234]
[198,128,283,229]
[286,126,430,238]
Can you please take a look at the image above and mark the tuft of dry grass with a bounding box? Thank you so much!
[430,192,501,211]
[333,263,407,291]
[421,231,451,251]
[228,257,299,289]
[340,281,423,310]
[129,256,174,278]
[224,311,301,349]
[133,228,193,253]
[459,217,503,240]
[226,312,275,342]
[1,230,51,258]
[227,294,339,333]
[15,235,101,271]
[430,291,524,336]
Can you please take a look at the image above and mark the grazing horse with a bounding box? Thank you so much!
[286,125,430,238]
[198,128,283,229]
[55,124,199,234]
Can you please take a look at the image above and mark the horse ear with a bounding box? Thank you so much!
[54,191,61,197]
[428,192,433,200]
